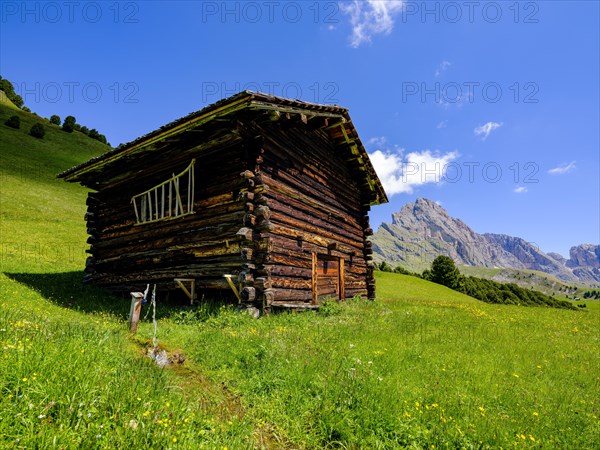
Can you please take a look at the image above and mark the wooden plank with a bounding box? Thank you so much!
[154,187,159,220]
[131,198,139,223]
[271,277,311,290]
[190,162,195,212]
[174,176,181,215]
[168,180,172,217]
[161,184,165,218]
[270,301,319,309]
[339,257,345,300]
[147,192,153,221]
[311,252,317,305]
[271,288,313,302]
[269,222,363,254]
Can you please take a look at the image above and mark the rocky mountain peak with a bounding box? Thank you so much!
[372,198,599,283]
[568,244,600,268]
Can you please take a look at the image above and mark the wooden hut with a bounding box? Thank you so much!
[59,91,388,310]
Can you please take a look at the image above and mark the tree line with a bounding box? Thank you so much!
[1,76,109,146]
[378,256,577,310]
[582,290,600,300]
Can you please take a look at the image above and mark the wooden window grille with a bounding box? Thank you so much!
[131,159,195,225]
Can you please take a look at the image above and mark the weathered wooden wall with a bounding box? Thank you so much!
[239,120,374,308]
[84,137,248,294]
[81,109,377,309]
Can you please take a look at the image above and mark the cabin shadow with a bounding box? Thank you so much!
[4,271,192,320]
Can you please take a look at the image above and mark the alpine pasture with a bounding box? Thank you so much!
[1,103,598,448]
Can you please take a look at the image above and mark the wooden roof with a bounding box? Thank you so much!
[59,91,388,205]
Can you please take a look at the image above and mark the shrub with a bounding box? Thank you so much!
[50,115,61,125]
[378,261,393,272]
[89,128,108,144]
[393,265,411,275]
[29,123,45,139]
[317,300,343,317]
[62,115,76,132]
[4,115,20,129]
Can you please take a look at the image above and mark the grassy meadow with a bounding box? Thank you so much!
[0,103,598,448]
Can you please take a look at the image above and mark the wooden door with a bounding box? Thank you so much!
[312,254,345,304]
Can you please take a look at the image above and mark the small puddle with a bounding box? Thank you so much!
[146,345,186,367]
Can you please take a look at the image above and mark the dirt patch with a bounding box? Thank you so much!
[135,340,293,448]
[137,342,244,421]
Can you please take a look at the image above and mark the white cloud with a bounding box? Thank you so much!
[513,186,528,194]
[369,148,460,196]
[366,136,387,148]
[435,60,451,77]
[548,161,576,175]
[474,121,503,140]
[340,0,404,48]
[436,120,447,129]
[436,91,472,109]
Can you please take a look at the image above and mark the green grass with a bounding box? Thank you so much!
[0,91,19,109]
[1,104,599,448]
[0,103,109,274]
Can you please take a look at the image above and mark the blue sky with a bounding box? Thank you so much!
[1,1,598,257]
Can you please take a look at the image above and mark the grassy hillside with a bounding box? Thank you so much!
[0,103,109,273]
[459,266,598,309]
[1,106,598,448]
[0,91,19,109]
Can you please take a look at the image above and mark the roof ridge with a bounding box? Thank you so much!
[58,91,347,179]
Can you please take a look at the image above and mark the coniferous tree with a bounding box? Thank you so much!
[429,255,462,289]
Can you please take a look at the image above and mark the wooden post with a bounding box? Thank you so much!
[128,292,144,333]
[174,278,196,305]
[311,252,318,305]
[339,257,345,301]
[224,274,241,303]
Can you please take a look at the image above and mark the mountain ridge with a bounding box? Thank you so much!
[372,198,599,284]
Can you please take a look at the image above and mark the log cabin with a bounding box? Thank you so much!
[59,91,388,311]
